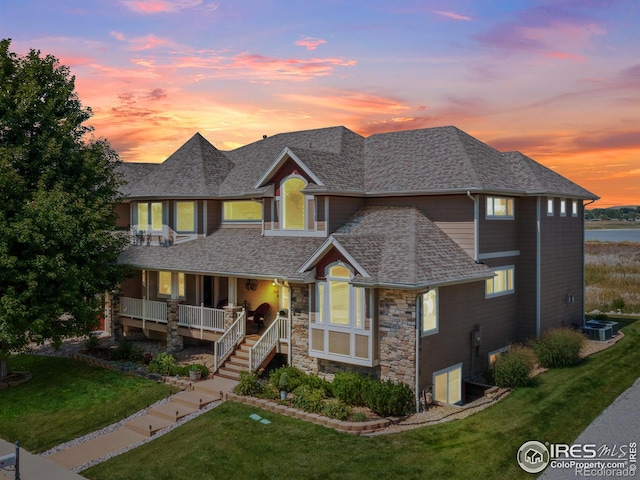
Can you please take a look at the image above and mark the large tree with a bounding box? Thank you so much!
[0,39,128,378]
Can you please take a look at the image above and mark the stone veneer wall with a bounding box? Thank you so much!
[166,299,183,353]
[290,284,417,392]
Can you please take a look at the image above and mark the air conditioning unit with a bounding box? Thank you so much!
[582,325,612,341]
[585,320,619,337]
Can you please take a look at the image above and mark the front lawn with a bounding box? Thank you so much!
[83,318,640,480]
[0,355,177,452]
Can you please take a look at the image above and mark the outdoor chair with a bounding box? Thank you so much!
[246,302,270,332]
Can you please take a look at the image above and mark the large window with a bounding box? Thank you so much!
[137,202,163,232]
[421,289,438,336]
[158,271,185,298]
[486,266,515,297]
[281,176,306,230]
[486,196,514,219]
[176,201,196,232]
[223,201,262,222]
[433,363,462,405]
[310,263,372,366]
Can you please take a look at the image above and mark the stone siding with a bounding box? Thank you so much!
[290,284,417,391]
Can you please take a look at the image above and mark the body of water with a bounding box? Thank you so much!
[585,229,640,242]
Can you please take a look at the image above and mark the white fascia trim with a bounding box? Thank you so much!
[477,250,520,260]
[297,237,371,279]
[254,147,324,188]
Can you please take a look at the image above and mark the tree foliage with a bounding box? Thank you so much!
[0,39,128,374]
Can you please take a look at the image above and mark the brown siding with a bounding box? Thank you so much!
[418,281,518,391]
[366,195,475,256]
[516,197,539,341]
[327,196,365,233]
[206,200,221,235]
[539,198,585,330]
[478,195,519,254]
[114,202,130,229]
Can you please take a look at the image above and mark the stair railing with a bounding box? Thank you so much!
[249,314,284,372]
[213,310,246,374]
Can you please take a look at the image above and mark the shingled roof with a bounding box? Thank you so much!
[120,124,597,200]
[127,133,235,199]
[119,229,324,280]
[307,206,493,288]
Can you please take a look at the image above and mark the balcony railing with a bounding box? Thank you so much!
[120,297,168,329]
[178,304,225,338]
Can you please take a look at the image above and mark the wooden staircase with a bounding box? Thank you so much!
[216,334,278,380]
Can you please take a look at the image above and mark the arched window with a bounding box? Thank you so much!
[328,265,351,325]
[281,176,306,230]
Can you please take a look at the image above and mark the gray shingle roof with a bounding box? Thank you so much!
[119,228,324,279]
[329,206,492,287]
[120,124,598,200]
[127,133,235,198]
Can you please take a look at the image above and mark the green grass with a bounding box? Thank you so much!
[83,319,640,480]
[0,355,177,452]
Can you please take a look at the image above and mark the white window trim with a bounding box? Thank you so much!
[281,175,307,231]
[486,196,515,220]
[175,201,197,233]
[221,200,262,223]
[560,199,567,217]
[433,363,463,406]
[547,197,554,216]
[420,289,439,337]
[486,265,515,298]
[309,263,373,367]
[157,271,185,299]
[572,200,579,217]
[134,201,164,233]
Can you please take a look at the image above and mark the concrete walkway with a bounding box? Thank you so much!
[1,376,237,479]
[538,375,640,479]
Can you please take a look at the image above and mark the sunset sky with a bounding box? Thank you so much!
[1,0,639,207]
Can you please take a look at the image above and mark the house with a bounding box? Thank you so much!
[109,125,598,407]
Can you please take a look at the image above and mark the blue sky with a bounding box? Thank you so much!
[1,0,639,206]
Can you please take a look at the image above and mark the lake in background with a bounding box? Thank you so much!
[585,229,640,242]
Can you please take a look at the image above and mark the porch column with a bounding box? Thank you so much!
[167,299,183,353]
[110,292,123,341]
[223,305,242,330]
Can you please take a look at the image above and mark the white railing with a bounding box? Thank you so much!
[120,297,167,329]
[213,311,246,374]
[249,315,289,372]
[178,304,225,338]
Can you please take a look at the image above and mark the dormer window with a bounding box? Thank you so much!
[282,176,306,230]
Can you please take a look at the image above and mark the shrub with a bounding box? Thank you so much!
[332,372,370,406]
[322,398,352,421]
[109,339,143,362]
[611,297,625,311]
[269,366,331,395]
[234,371,263,397]
[290,385,326,413]
[490,345,535,388]
[363,379,415,417]
[189,363,209,379]
[84,334,101,353]
[532,328,585,368]
[147,352,178,375]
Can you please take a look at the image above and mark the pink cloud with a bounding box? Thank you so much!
[295,36,327,50]
[110,31,174,51]
[433,10,472,21]
[121,0,206,14]
[281,90,408,114]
